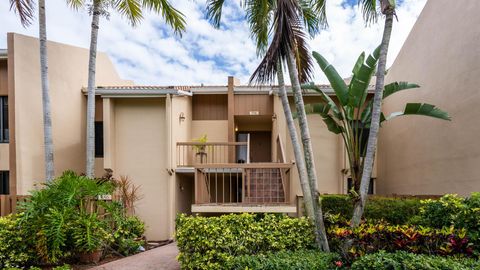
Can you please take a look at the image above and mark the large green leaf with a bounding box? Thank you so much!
[302,82,343,120]
[312,51,349,106]
[383,82,420,99]
[304,103,343,134]
[386,103,451,122]
[348,48,380,108]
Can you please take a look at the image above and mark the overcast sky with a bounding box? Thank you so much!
[0,0,427,85]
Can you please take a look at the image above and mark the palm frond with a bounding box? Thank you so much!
[358,0,378,25]
[250,0,313,85]
[300,0,328,36]
[65,0,85,10]
[245,0,274,55]
[9,0,35,27]
[142,0,186,35]
[114,0,144,26]
[205,0,225,28]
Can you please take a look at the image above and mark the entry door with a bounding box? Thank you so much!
[249,131,272,162]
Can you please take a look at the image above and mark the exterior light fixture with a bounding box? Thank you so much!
[179,112,186,122]
[272,113,277,121]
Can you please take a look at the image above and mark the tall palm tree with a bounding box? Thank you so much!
[84,0,186,178]
[206,0,330,251]
[10,0,77,181]
[351,0,396,226]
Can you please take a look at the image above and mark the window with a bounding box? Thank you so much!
[0,171,9,195]
[95,121,104,158]
[347,178,374,195]
[0,97,8,143]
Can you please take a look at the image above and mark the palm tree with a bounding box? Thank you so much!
[84,0,186,178]
[304,49,450,207]
[350,0,397,227]
[206,0,330,251]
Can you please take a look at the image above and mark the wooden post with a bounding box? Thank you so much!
[227,76,235,163]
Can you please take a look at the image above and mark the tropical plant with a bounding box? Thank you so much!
[113,175,142,216]
[304,48,450,218]
[72,213,110,252]
[85,0,186,177]
[349,0,399,227]
[18,171,115,263]
[206,0,330,251]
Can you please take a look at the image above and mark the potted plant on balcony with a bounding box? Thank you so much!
[72,212,110,264]
[192,134,208,163]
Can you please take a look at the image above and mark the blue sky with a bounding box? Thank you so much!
[0,0,427,85]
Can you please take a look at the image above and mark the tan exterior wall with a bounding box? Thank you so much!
[191,120,228,142]
[377,0,480,196]
[0,144,8,170]
[112,98,171,240]
[9,33,128,194]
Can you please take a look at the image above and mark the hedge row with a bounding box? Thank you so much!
[229,250,342,270]
[321,195,423,225]
[175,213,315,270]
[351,251,480,270]
[328,224,474,259]
[230,250,480,270]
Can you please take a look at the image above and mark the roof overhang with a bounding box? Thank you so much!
[84,86,192,97]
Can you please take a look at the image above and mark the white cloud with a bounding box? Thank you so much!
[0,0,426,85]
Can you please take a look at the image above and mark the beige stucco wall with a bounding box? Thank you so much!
[113,98,171,240]
[0,144,8,170]
[377,0,480,196]
[10,33,128,194]
[280,96,345,202]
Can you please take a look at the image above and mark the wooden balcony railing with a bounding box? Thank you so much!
[194,163,292,205]
[176,142,249,167]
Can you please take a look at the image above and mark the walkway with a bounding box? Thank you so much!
[91,243,180,270]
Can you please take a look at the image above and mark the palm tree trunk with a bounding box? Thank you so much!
[86,0,101,178]
[39,0,55,181]
[352,10,394,227]
[276,61,316,226]
[285,51,329,251]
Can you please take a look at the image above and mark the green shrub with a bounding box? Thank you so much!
[229,250,344,270]
[0,214,35,268]
[321,195,423,225]
[416,194,465,228]
[328,224,473,260]
[351,251,480,270]
[103,202,146,256]
[18,171,115,264]
[175,213,316,270]
[416,193,480,254]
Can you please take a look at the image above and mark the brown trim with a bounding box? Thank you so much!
[7,33,16,196]
[227,77,235,162]
[194,163,293,169]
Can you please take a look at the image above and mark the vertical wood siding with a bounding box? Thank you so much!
[234,95,273,115]
[192,94,228,120]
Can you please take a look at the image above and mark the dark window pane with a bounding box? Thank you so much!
[0,97,8,143]
[0,171,9,195]
[95,121,104,158]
